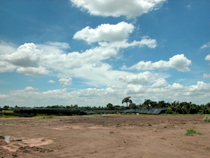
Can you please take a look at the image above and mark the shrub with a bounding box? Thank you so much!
[185,127,202,136]
[203,115,210,122]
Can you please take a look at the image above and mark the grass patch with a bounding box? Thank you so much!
[185,127,203,136]
[42,115,56,119]
[203,115,210,122]
[34,114,57,119]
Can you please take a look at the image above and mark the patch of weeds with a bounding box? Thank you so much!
[42,115,55,119]
[0,115,19,118]
[185,127,203,136]
[203,115,210,122]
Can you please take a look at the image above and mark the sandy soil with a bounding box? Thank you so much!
[0,115,210,158]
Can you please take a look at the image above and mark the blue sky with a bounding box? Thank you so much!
[0,0,210,107]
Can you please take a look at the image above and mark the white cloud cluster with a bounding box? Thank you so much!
[73,22,134,43]
[0,21,157,86]
[1,81,210,107]
[74,22,157,48]
[123,54,191,72]
[201,42,210,49]
[0,43,50,76]
[71,0,166,18]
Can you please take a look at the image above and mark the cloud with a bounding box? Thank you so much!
[2,43,42,67]
[24,87,35,91]
[186,4,192,10]
[123,54,191,72]
[189,81,209,91]
[99,37,157,49]
[125,84,144,94]
[0,41,17,55]
[170,83,184,90]
[201,42,210,49]
[0,39,155,87]
[205,54,210,60]
[1,80,210,107]
[151,78,168,88]
[118,71,159,85]
[48,80,55,83]
[203,73,210,78]
[16,67,50,76]
[0,94,7,99]
[59,78,72,86]
[0,61,17,73]
[71,0,167,19]
[73,21,134,43]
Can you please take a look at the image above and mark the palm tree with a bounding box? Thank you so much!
[122,96,132,107]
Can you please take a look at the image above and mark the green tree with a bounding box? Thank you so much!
[106,103,114,110]
[129,103,138,109]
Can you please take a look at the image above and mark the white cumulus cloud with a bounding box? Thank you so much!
[71,0,167,19]
[123,54,191,72]
[2,43,42,67]
[73,22,134,43]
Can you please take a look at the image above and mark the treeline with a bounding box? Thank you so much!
[2,99,210,114]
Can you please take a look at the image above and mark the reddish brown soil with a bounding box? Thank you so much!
[0,115,210,158]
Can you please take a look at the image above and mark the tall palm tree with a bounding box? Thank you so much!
[122,96,132,107]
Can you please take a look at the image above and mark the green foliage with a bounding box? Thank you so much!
[203,115,210,122]
[185,127,202,136]
[106,103,114,110]
[129,103,138,109]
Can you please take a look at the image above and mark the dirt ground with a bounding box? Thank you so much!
[0,115,210,158]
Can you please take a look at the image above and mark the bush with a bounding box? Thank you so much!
[185,127,202,136]
[203,115,210,122]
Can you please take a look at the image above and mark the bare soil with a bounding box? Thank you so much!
[0,115,210,158]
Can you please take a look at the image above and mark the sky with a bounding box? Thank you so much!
[0,0,210,107]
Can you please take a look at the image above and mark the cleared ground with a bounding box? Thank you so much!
[0,115,210,158]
